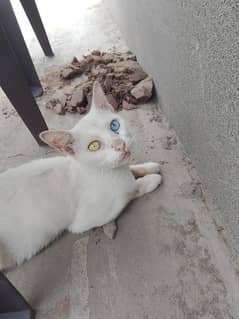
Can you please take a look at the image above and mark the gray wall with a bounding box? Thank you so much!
[105,0,239,245]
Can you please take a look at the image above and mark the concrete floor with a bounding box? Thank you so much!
[1,1,239,318]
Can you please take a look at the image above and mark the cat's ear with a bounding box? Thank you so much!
[91,81,114,112]
[39,130,75,155]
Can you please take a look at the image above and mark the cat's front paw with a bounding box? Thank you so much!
[130,162,161,178]
[145,162,161,175]
[136,173,162,197]
[144,174,162,193]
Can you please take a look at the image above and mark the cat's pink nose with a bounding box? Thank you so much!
[111,139,126,152]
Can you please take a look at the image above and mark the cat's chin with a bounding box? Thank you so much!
[122,150,130,161]
[106,158,130,168]
[118,150,131,165]
[116,156,131,167]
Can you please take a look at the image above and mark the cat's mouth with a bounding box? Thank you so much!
[121,150,131,161]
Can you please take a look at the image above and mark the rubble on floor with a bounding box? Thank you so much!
[45,51,153,114]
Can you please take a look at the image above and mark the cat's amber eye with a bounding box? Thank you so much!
[88,140,101,151]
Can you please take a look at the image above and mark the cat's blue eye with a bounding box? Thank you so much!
[110,119,120,133]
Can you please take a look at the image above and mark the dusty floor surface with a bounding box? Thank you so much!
[1,1,239,318]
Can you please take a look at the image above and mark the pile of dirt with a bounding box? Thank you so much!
[46,51,153,115]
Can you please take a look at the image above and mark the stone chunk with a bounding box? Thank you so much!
[131,77,153,102]
[122,100,138,110]
[70,86,86,108]
[54,103,65,115]
[46,91,67,115]
[61,67,80,79]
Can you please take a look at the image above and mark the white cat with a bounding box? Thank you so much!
[0,81,162,270]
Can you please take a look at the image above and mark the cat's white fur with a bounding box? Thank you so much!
[0,81,162,270]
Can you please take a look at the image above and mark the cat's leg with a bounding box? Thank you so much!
[69,213,119,237]
[70,219,118,239]
[130,162,161,178]
[104,173,162,237]
[103,221,118,239]
[135,174,162,198]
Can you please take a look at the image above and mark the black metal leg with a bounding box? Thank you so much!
[0,0,43,98]
[0,272,34,319]
[20,0,54,57]
[0,25,48,145]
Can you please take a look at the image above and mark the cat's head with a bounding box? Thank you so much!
[40,81,132,168]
